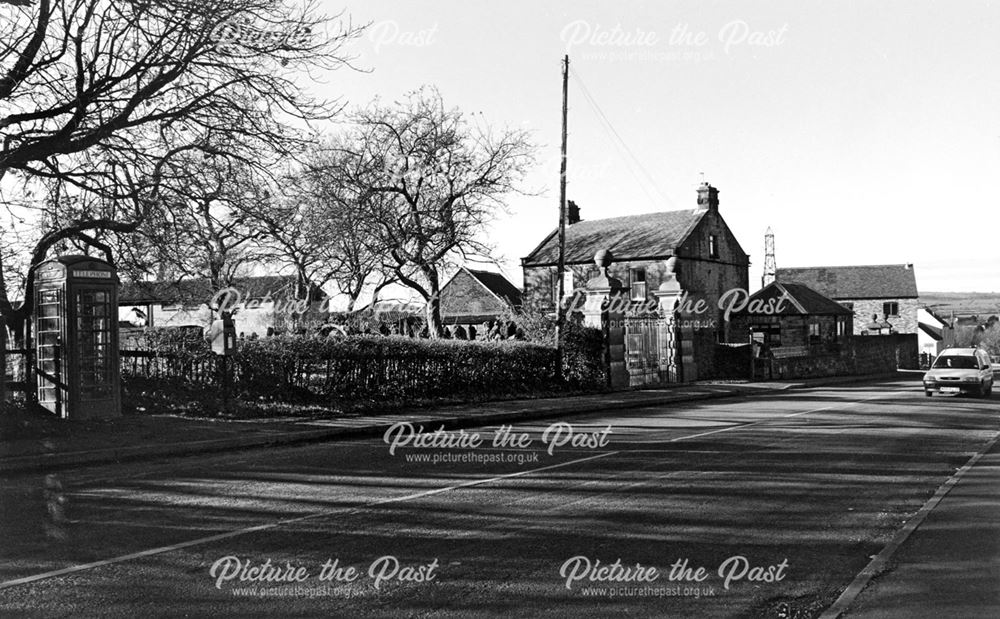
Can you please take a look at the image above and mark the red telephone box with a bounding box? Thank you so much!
[34,256,121,419]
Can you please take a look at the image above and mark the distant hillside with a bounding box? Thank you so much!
[922,292,1000,319]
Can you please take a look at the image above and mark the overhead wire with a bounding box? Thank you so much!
[569,65,677,211]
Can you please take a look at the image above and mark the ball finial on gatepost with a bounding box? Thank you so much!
[594,249,613,277]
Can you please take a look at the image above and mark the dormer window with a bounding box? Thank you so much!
[709,234,719,259]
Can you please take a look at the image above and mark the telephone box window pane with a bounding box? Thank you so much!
[39,332,60,347]
[39,290,60,304]
[38,318,60,333]
[39,304,60,318]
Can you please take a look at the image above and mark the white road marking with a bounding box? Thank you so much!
[667,394,887,442]
[0,451,619,590]
[0,390,892,590]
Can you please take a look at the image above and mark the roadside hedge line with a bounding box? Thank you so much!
[121,326,606,411]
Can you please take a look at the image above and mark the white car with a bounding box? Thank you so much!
[923,348,994,397]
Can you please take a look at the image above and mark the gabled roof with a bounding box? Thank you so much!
[920,306,949,327]
[739,281,854,316]
[119,275,325,305]
[775,264,918,299]
[464,269,522,307]
[522,209,706,266]
[918,322,944,341]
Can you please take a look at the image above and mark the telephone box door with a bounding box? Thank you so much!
[35,287,67,416]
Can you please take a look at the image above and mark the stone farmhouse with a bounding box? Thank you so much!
[521,183,750,381]
[775,264,919,335]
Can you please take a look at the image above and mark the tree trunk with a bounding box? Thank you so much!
[424,269,443,338]
[425,293,443,338]
[0,316,6,406]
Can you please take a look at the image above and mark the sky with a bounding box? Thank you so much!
[313,0,1000,293]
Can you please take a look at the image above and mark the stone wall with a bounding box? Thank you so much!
[753,333,918,380]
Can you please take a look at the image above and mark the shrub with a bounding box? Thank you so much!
[561,320,606,388]
[498,304,606,389]
[121,312,608,415]
[234,335,561,403]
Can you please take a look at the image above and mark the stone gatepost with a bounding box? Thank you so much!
[653,257,697,383]
[582,250,629,390]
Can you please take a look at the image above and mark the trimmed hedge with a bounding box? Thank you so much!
[236,336,561,402]
[121,328,606,411]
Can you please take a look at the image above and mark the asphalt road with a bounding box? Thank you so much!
[1,380,997,618]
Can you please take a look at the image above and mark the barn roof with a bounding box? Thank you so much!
[737,281,853,316]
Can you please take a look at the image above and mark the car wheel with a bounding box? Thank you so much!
[925,390,933,397]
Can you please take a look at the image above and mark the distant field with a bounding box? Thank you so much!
[922,292,1000,318]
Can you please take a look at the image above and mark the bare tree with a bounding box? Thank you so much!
[0,0,363,340]
[113,148,268,292]
[328,87,535,335]
[252,142,404,312]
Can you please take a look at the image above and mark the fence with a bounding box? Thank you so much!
[120,349,220,386]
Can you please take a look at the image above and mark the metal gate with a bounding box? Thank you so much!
[624,314,680,386]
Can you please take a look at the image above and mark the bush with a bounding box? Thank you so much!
[234,335,561,403]
[562,320,606,388]
[497,304,606,389]
[121,310,608,415]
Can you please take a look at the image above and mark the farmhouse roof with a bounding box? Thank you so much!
[521,209,706,267]
[775,264,918,300]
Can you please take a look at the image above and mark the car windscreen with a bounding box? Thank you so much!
[932,355,979,369]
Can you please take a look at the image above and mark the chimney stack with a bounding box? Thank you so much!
[696,182,719,212]
[567,200,581,225]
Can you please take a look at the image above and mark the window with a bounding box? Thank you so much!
[708,234,719,259]
[883,301,899,317]
[752,325,781,349]
[629,268,647,300]
[76,289,114,400]
[808,322,821,343]
[836,318,847,338]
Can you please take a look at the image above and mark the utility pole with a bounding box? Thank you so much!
[555,55,569,370]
